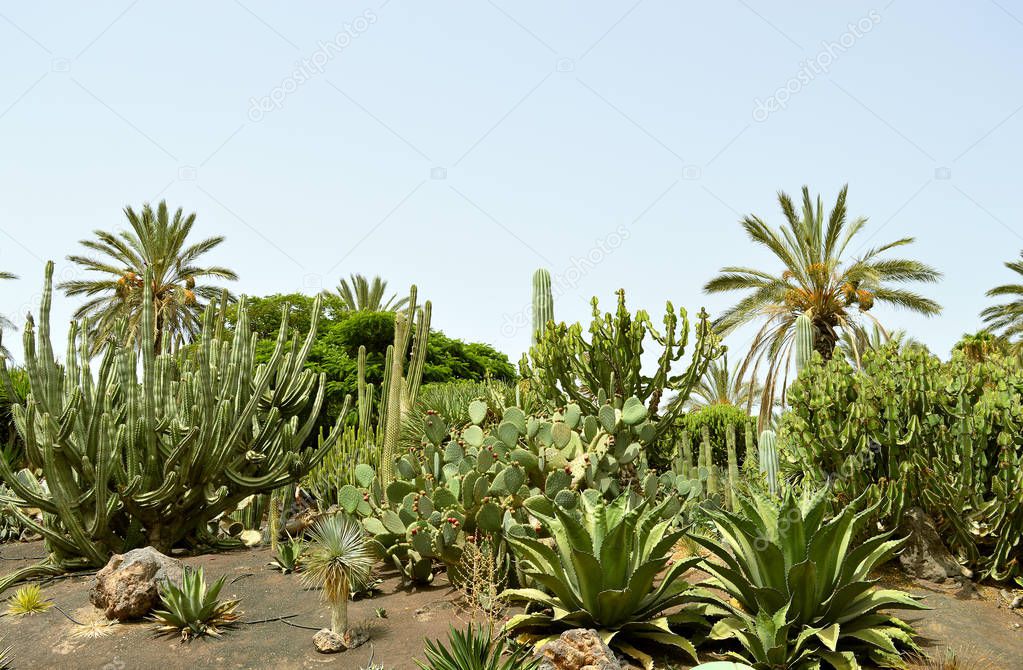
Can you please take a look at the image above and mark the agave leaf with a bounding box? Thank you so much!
[817,649,862,670]
[786,560,819,622]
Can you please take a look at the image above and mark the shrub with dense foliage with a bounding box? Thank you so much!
[782,343,1023,580]
[235,294,515,428]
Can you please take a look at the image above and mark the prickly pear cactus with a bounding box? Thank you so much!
[353,393,688,583]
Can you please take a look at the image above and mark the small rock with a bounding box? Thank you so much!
[538,629,622,670]
[897,507,970,583]
[239,529,262,547]
[313,628,347,654]
[89,547,183,621]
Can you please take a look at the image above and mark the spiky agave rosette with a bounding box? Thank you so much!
[694,487,926,669]
[502,492,705,670]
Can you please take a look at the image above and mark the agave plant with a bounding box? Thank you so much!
[150,567,241,640]
[417,625,540,670]
[502,492,703,669]
[6,583,51,616]
[269,535,306,574]
[694,487,925,669]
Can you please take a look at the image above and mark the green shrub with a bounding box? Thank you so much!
[668,403,757,469]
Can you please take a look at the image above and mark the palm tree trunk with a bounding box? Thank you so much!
[813,320,838,360]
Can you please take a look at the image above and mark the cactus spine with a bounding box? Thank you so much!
[795,313,814,372]
[759,429,780,495]
[531,268,554,345]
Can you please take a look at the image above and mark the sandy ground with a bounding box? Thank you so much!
[0,540,1020,669]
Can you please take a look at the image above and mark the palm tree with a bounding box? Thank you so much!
[686,355,761,409]
[837,324,926,368]
[704,185,941,425]
[333,273,408,312]
[59,201,237,354]
[0,271,17,359]
[981,251,1023,339]
[301,514,373,642]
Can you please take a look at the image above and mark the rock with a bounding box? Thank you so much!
[313,628,347,654]
[89,546,183,621]
[538,629,621,670]
[312,627,370,654]
[897,507,970,583]
[239,529,262,547]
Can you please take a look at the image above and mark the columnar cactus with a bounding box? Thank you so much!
[0,262,346,588]
[377,287,431,487]
[531,268,554,345]
[758,429,780,495]
[726,423,740,510]
[794,312,814,373]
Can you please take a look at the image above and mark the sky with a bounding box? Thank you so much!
[1,1,1022,368]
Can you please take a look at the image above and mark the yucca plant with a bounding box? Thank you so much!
[694,487,925,669]
[150,567,241,640]
[0,636,10,670]
[502,491,703,669]
[270,535,306,574]
[417,625,540,670]
[6,583,51,616]
[301,513,373,641]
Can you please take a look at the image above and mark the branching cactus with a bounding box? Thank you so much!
[0,262,346,589]
[523,289,724,435]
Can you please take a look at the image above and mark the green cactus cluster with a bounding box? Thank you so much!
[782,341,1023,581]
[0,262,346,590]
[521,286,723,438]
[350,390,698,584]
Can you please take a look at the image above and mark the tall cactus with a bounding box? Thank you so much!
[702,425,718,497]
[377,287,431,487]
[531,268,554,345]
[726,423,740,510]
[758,429,780,495]
[794,313,814,373]
[0,262,347,588]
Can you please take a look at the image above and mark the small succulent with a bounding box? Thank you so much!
[416,625,540,670]
[269,534,305,574]
[150,567,241,640]
[6,583,52,616]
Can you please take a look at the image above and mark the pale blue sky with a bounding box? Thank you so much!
[1,1,1022,366]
